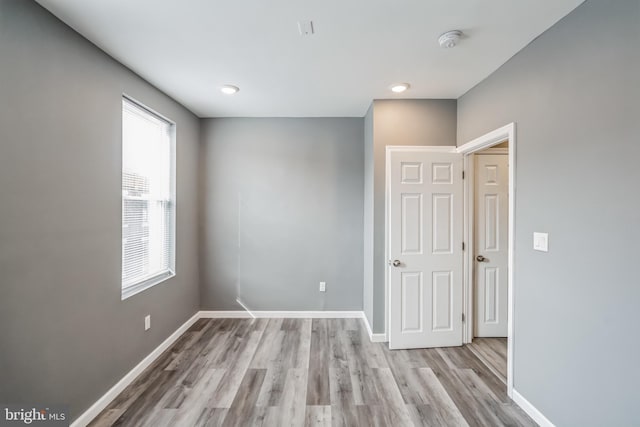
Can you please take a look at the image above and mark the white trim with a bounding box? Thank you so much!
[385,148,391,344]
[456,123,514,154]
[387,145,458,153]
[362,313,388,343]
[70,312,200,427]
[199,310,255,318]
[462,153,475,344]
[384,145,459,347]
[370,333,388,342]
[512,389,556,427]
[475,147,508,155]
[457,122,516,398]
[121,270,175,300]
[122,93,176,126]
[199,310,365,319]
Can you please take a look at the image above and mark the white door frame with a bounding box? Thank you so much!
[457,122,516,398]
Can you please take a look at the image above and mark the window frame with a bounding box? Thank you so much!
[121,95,177,300]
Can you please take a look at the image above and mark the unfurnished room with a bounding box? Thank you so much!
[0,0,638,426]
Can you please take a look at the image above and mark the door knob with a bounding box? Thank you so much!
[389,259,402,267]
[476,255,487,262]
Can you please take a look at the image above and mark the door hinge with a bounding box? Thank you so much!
[462,170,465,179]
[462,242,465,251]
[462,313,465,322]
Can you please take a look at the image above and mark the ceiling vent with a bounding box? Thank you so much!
[438,30,462,48]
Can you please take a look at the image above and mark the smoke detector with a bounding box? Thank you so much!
[438,30,462,48]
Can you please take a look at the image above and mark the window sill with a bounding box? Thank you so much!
[122,270,175,300]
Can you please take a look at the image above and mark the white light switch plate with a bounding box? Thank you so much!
[144,315,151,330]
[298,21,314,36]
[533,232,548,252]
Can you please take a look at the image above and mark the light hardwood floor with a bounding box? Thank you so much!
[89,318,535,427]
[467,338,508,384]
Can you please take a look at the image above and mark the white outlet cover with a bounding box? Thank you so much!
[533,232,549,252]
[144,315,151,330]
[319,281,326,292]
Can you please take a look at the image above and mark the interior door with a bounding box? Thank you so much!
[474,153,509,337]
[388,148,463,350]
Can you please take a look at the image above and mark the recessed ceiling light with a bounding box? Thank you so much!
[390,83,410,93]
[220,85,239,95]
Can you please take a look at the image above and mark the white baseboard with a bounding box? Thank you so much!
[362,313,388,342]
[200,310,364,319]
[371,333,387,342]
[199,310,254,318]
[72,309,375,426]
[512,389,555,427]
[71,311,200,427]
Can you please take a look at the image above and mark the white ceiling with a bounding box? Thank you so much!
[36,0,584,118]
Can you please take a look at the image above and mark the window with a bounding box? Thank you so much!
[121,97,175,299]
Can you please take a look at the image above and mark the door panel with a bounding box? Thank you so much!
[484,195,498,250]
[389,149,463,350]
[432,271,453,331]
[401,194,423,254]
[475,154,508,337]
[401,272,423,332]
[484,267,498,323]
[432,194,453,254]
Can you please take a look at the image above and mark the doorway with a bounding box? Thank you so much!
[468,143,509,383]
[385,123,516,396]
[458,123,515,397]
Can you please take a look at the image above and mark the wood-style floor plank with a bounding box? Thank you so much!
[307,319,331,405]
[468,337,508,383]
[90,318,536,427]
[304,405,331,426]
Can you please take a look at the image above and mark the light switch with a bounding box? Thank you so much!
[298,21,314,36]
[533,232,548,252]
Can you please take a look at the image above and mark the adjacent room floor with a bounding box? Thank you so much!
[90,318,534,426]
[467,338,508,385]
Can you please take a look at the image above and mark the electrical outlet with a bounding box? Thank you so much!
[319,282,326,292]
[144,315,151,331]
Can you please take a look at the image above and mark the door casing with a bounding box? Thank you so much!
[458,122,516,398]
[384,123,516,398]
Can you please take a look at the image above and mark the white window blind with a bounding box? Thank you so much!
[122,97,175,299]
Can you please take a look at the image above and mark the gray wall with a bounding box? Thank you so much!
[200,118,364,311]
[457,0,640,425]
[363,104,374,328]
[0,0,200,421]
[370,99,457,332]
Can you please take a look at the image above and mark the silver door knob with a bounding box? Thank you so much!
[476,255,487,262]
[389,259,402,267]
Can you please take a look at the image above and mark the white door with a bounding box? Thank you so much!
[388,148,463,350]
[474,154,509,337]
